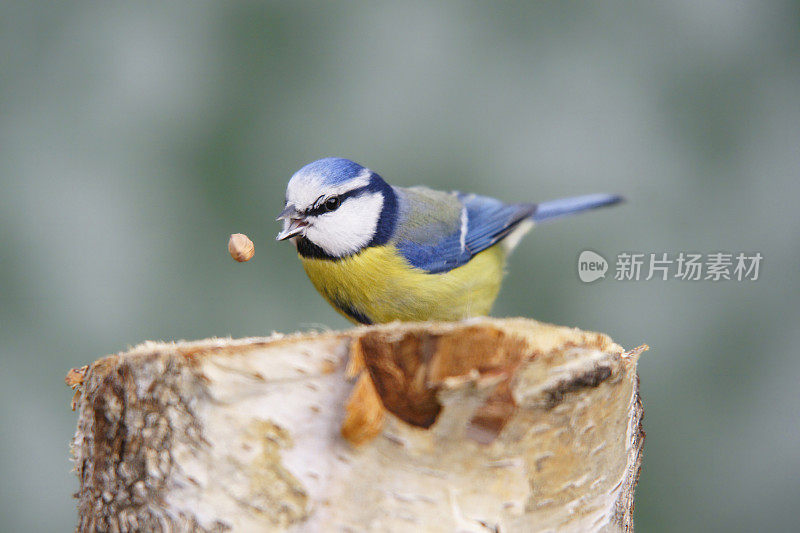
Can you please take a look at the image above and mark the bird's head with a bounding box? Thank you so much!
[276,158,396,257]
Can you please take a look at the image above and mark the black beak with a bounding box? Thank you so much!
[276,204,307,241]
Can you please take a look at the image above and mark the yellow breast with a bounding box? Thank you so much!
[299,244,507,324]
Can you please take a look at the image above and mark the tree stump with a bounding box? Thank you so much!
[68,318,645,532]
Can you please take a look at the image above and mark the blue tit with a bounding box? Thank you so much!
[276,157,621,324]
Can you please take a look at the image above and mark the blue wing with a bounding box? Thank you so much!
[392,187,535,273]
[458,193,536,256]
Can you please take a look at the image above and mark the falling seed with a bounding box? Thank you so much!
[228,233,255,262]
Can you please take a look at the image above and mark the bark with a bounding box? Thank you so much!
[69,318,645,532]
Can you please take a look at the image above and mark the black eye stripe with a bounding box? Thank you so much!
[304,185,371,216]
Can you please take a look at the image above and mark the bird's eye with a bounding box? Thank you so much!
[324,196,341,211]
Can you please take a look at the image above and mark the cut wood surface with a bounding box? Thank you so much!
[69,318,646,532]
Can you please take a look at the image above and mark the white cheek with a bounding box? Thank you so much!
[305,193,383,256]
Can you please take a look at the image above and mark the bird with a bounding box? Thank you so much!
[276,157,621,325]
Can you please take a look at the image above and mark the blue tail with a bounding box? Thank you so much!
[532,193,623,223]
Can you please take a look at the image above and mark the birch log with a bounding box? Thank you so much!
[69,318,645,532]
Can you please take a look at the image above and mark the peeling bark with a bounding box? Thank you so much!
[69,318,645,532]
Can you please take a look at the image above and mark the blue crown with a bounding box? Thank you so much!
[293,157,367,186]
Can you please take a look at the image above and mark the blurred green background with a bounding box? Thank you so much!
[2,2,798,531]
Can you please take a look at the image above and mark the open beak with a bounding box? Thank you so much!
[275,204,308,241]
